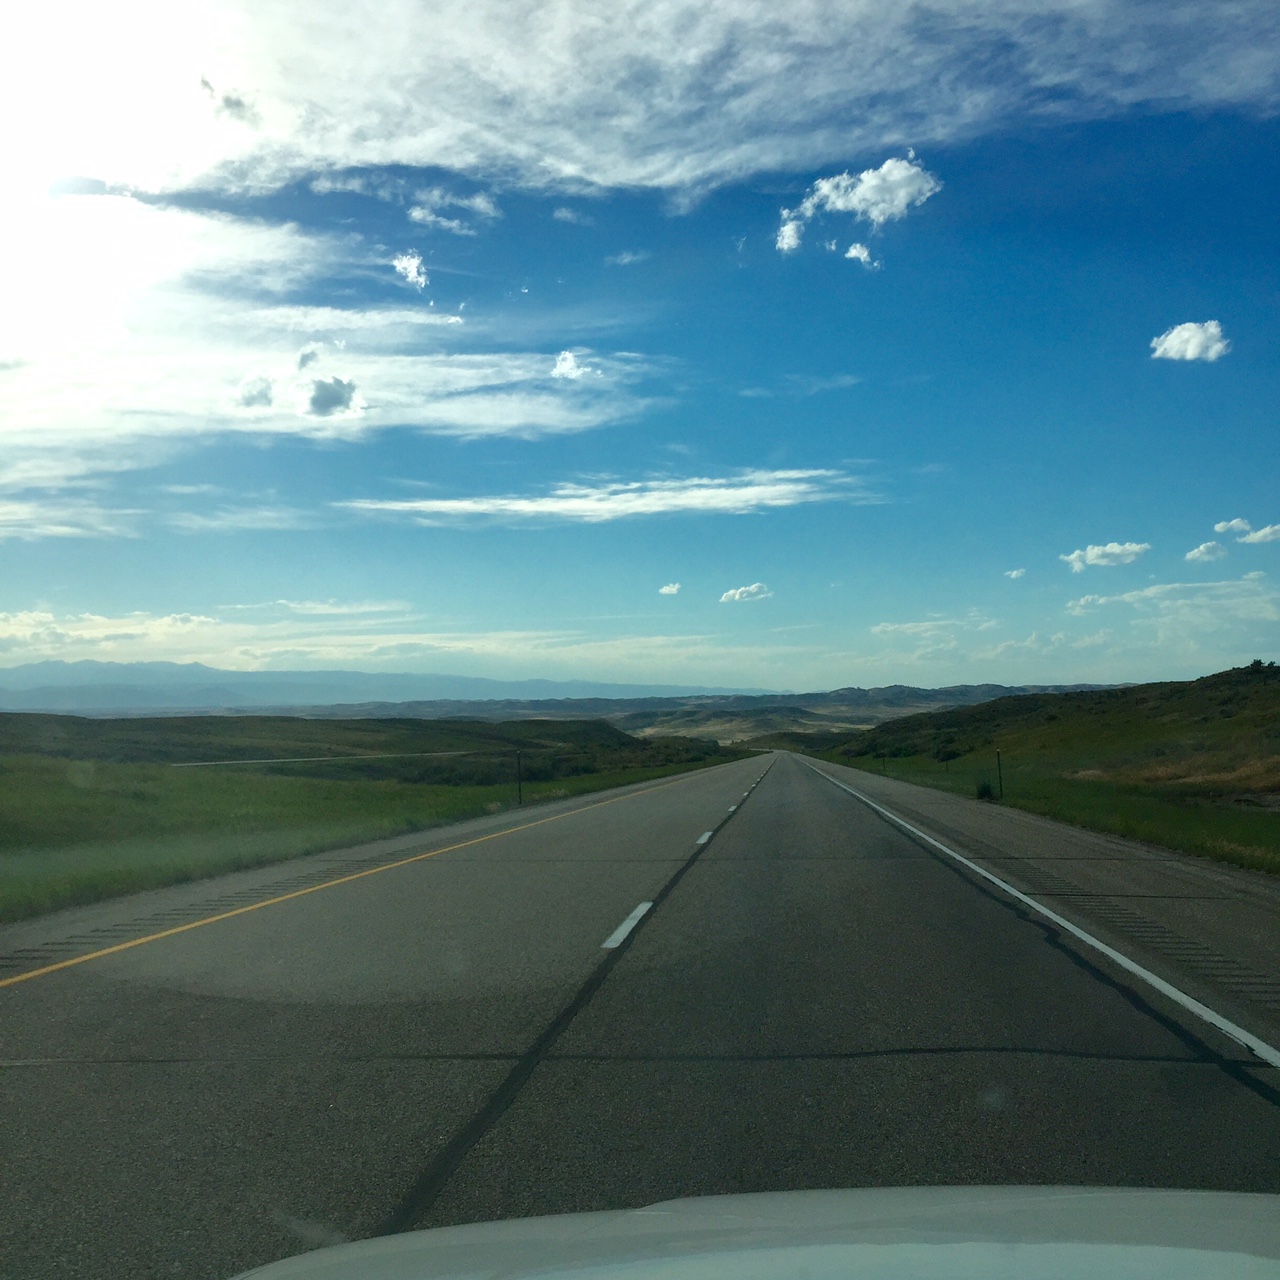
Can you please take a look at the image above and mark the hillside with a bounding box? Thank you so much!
[779,662,1280,875]
[0,661,1111,738]
[0,713,741,921]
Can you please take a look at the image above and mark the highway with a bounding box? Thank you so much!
[2,751,1279,1279]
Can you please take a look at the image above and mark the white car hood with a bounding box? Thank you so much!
[234,1186,1280,1279]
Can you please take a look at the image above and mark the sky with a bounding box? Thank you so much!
[2,0,1279,691]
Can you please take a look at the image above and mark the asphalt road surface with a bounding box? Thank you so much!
[2,752,1278,1278]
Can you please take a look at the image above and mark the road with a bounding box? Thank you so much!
[2,752,1278,1278]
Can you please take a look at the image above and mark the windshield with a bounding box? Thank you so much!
[3,4,1279,1279]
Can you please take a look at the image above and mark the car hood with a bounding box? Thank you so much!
[233,1186,1280,1279]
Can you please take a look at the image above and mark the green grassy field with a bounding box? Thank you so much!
[0,714,741,922]
[760,662,1280,876]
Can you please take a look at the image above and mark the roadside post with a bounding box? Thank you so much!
[516,750,523,806]
[996,749,1004,801]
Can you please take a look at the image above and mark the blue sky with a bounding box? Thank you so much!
[3,1,1278,690]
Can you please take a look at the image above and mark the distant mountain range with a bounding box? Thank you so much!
[0,661,768,711]
[0,661,1114,740]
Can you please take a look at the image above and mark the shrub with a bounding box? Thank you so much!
[975,778,998,802]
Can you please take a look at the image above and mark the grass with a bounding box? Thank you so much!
[778,662,1280,877]
[0,714,742,923]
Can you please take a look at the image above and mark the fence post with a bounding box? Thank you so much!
[996,748,1004,801]
[516,750,523,806]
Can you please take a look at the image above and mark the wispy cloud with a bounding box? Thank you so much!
[784,373,861,395]
[871,610,998,640]
[720,582,772,603]
[0,190,648,478]
[741,373,861,398]
[1150,320,1230,362]
[1004,568,1026,579]
[0,608,812,684]
[0,498,141,541]
[605,250,649,266]
[16,3,1279,201]
[1060,541,1151,573]
[553,207,593,225]
[658,583,681,595]
[225,598,413,616]
[406,187,500,235]
[1066,575,1280,629]
[339,468,869,525]
[166,506,312,533]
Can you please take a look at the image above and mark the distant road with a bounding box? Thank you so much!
[2,753,1278,1279]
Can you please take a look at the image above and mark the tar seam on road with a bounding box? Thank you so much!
[0,768,717,992]
[802,760,1280,1074]
[601,902,653,949]
[372,760,776,1237]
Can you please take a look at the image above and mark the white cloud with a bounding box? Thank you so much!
[0,605,820,684]
[871,610,997,640]
[865,610,1002,663]
[550,351,593,380]
[553,207,593,225]
[1239,524,1280,544]
[720,582,772,603]
[167,506,312,532]
[407,208,473,235]
[775,220,803,253]
[306,376,359,417]
[1215,517,1251,534]
[339,468,868,525]
[778,157,940,253]
[0,187,649,482]
[0,497,141,541]
[1004,568,1026,579]
[1185,541,1226,563]
[798,159,941,226]
[11,3,1279,203]
[224,598,412,615]
[1150,320,1230,362]
[406,187,500,236]
[658,582,681,595]
[309,174,388,198]
[1060,541,1151,573]
[783,373,861,395]
[1066,576,1280,636]
[605,250,649,266]
[392,251,427,289]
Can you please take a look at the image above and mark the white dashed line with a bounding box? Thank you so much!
[696,831,714,845]
[601,902,653,949]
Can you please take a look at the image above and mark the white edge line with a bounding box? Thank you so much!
[696,831,714,845]
[803,762,1280,1072]
[601,901,653,949]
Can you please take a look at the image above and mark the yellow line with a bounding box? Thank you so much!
[0,772,701,991]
